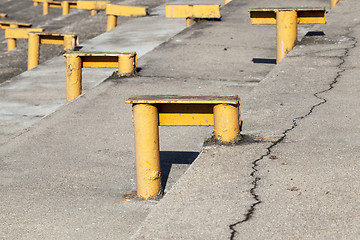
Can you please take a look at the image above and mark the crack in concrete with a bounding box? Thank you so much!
[228,32,356,239]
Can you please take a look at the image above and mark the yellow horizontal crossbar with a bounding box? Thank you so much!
[37,33,76,45]
[250,7,326,25]
[48,1,62,8]
[165,4,221,19]
[77,1,111,10]
[5,28,45,39]
[158,104,214,126]
[81,56,118,68]
[0,21,32,29]
[125,95,240,126]
[64,51,136,68]
[106,4,148,17]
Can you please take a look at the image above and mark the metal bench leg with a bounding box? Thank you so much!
[106,14,117,31]
[62,1,70,15]
[214,104,240,143]
[28,33,40,70]
[276,10,297,63]
[65,55,82,102]
[7,38,16,51]
[133,103,161,199]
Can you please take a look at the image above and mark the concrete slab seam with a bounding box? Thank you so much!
[228,31,357,239]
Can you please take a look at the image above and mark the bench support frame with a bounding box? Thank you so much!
[127,97,240,199]
[64,52,137,102]
[28,33,77,70]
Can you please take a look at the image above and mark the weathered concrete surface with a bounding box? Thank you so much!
[1,0,349,239]
[0,0,165,83]
[134,1,360,239]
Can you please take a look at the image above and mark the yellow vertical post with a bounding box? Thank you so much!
[276,10,297,63]
[106,14,117,31]
[91,9,96,16]
[62,1,70,15]
[7,38,16,51]
[63,35,75,50]
[331,0,340,9]
[118,53,136,76]
[186,17,196,27]
[213,104,239,143]
[133,103,161,199]
[65,55,82,102]
[28,33,40,70]
[43,1,49,15]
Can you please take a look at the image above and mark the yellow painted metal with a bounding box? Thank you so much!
[77,1,111,15]
[66,54,82,102]
[7,38,16,51]
[63,52,136,69]
[213,103,240,143]
[250,7,326,25]
[63,35,76,50]
[0,13,7,18]
[5,28,44,51]
[186,18,196,27]
[276,10,297,63]
[82,56,118,68]
[331,0,340,9]
[133,104,161,200]
[224,0,231,5]
[125,95,240,126]
[28,33,40,70]
[5,28,45,39]
[106,4,148,17]
[62,1,70,15]
[28,33,77,70]
[63,51,136,101]
[106,14,117,31]
[249,7,326,63]
[43,1,49,15]
[158,104,213,126]
[118,52,137,76]
[126,95,240,198]
[166,4,221,19]
[0,21,31,29]
[106,5,148,31]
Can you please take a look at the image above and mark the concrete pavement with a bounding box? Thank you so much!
[2,0,358,239]
[134,0,360,239]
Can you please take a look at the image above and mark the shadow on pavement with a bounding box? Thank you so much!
[160,151,199,190]
[252,58,277,64]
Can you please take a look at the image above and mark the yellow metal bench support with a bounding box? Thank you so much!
[106,4,148,31]
[165,4,221,27]
[0,13,7,18]
[5,27,45,51]
[125,95,241,199]
[28,33,78,70]
[64,51,137,102]
[331,0,340,9]
[250,7,326,63]
[77,1,111,16]
[61,1,77,15]
[0,21,32,29]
